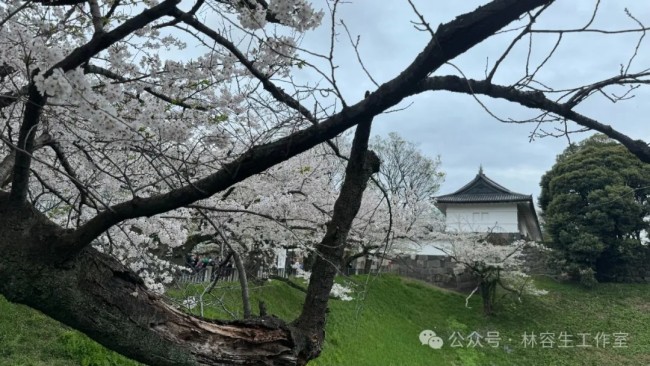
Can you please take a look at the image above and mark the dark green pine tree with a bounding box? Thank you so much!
[540,134,650,283]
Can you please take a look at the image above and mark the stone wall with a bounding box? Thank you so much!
[386,255,477,291]
[358,243,562,291]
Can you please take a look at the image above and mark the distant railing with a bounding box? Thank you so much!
[176,266,294,284]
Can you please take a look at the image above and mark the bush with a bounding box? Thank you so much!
[578,267,598,289]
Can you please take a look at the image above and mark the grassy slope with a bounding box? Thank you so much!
[313,276,650,366]
[0,295,137,366]
[1,275,649,366]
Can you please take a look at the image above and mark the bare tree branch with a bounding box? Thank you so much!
[412,75,650,163]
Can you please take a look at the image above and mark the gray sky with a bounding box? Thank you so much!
[293,0,650,207]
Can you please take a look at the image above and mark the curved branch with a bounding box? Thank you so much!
[66,0,552,256]
[413,75,650,163]
[171,8,317,123]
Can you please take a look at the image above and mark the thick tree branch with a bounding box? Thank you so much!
[33,0,87,6]
[0,195,299,365]
[9,80,45,203]
[412,75,650,163]
[67,0,552,255]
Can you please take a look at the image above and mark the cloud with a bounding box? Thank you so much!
[294,0,650,206]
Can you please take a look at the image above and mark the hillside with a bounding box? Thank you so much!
[0,275,649,365]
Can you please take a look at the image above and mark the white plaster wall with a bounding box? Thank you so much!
[445,203,518,233]
[415,242,450,255]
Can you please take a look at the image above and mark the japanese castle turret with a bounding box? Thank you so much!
[435,167,542,241]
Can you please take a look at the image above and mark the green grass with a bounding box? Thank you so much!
[311,276,650,366]
[0,295,138,366]
[169,275,650,366]
[1,275,649,365]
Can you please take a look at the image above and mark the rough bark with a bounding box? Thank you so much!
[232,251,253,319]
[479,280,497,316]
[0,192,304,365]
[10,80,45,202]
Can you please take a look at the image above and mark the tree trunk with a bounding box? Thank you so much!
[0,116,379,365]
[479,280,497,316]
[363,255,373,274]
[0,195,304,365]
[293,119,380,360]
[232,251,253,319]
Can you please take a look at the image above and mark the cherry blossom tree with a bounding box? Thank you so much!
[343,132,445,271]
[2,0,650,364]
[170,141,430,314]
[172,137,430,266]
[433,228,547,315]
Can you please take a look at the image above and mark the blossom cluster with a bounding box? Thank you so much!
[238,0,324,31]
[296,268,354,301]
[430,230,548,297]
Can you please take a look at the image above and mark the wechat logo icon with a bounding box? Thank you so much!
[419,329,444,349]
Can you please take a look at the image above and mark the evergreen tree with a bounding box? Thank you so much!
[540,134,650,283]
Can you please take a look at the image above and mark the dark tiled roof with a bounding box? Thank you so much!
[436,170,531,203]
[436,193,531,203]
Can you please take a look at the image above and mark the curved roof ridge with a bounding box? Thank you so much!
[472,171,522,195]
[436,169,530,202]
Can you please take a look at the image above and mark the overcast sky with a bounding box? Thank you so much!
[289,0,650,207]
